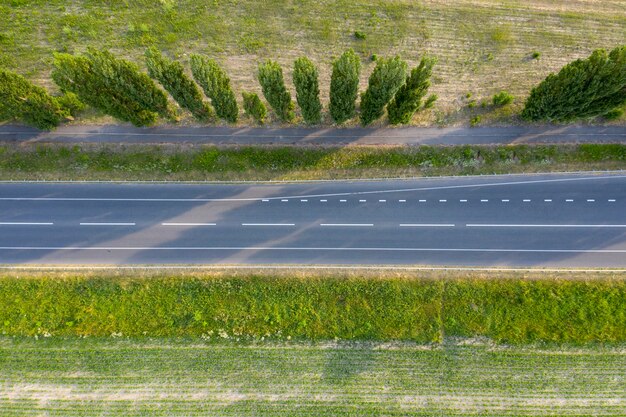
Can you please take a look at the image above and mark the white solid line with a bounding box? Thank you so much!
[400,224,455,227]
[502,199,509,202]
[379,199,386,202]
[0,222,53,225]
[523,199,531,202]
[587,199,595,202]
[161,223,216,226]
[544,199,552,202]
[359,199,367,202]
[466,224,626,228]
[608,199,616,202]
[565,199,574,202]
[79,222,135,226]
[399,199,406,202]
[320,223,373,227]
[242,223,295,226]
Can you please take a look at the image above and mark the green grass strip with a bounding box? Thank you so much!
[0,143,624,180]
[1,272,625,344]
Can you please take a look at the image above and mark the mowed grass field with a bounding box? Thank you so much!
[2,338,626,416]
[1,0,625,126]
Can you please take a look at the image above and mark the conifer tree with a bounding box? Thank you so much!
[190,55,238,123]
[242,91,267,123]
[522,46,626,121]
[387,57,436,125]
[293,57,322,124]
[360,56,408,126]
[257,60,295,122]
[146,47,213,122]
[329,49,361,124]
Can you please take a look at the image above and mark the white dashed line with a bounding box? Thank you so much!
[340,199,347,202]
[379,199,386,203]
[419,199,427,203]
[587,199,595,202]
[399,200,406,203]
[162,223,216,226]
[79,222,135,226]
[544,199,552,202]
[523,199,531,202]
[502,199,509,202]
[300,199,308,202]
[609,199,616,202]
[439,199,447,203]
[261,199,269,202]
[0,222,54,225]
[320,199,327,202]
[481,199,489,202]
[242,223,295,227]
[320,223,373,227]
[565,199,574,202]
[281,199,288,202]
[460,199,467,203]
[359,199,367,202]
[400,224,455,227]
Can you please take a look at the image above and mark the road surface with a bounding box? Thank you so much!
[1,124,626,145]
[0,173,625,266]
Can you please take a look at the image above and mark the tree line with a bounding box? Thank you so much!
[1,45,625,130]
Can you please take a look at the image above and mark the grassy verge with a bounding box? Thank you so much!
[1,0,625,126]
[2,337,626,416]
[1,269,625,344]
[0,142,624,180]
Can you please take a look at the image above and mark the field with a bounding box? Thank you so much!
[1,0,625,125]
[1,142,624,181]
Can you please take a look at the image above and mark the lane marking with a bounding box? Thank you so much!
[281,199,288,202]
[320,223,373,227]
[242,223,295,226]
[609,199,616,202]
[379,199,386,202]
[565,199,574,202]
[544,199,552,202]
[481,199,488,202]
[79,222,135,226]
[0,222,53,225]
[359,199,367,202]
[419,199,427,203]
[587,199,595,202]
[261,199,269,202]
[399,199,406,202]
[501,199,509,202]
[523,199,531,202]
[161,223,216,226]
[460,199,467,202]
[340,199,347,202]
[320,199,327,202]
[439,199,447,202]
[466,224,626,228]
[300,199,308,202]
[400,223,455,227]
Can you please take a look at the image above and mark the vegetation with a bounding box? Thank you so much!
[329,49,361,124]
[0,69,68,130]
[293,57,322,124]
[492,90,514,106]
[242,91,267,124]
[52,49,172,127]
[359,56,408,125]
[190,54,238,123]
[257,60,295,122]
[145,47,213,122]
[387,57,436,124]
[424,93,438,109]
[522,45,626,121]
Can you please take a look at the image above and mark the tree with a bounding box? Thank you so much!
[293,57,322,124]
[52,48,173,126]
[242,91,267,123]
[0,69,68,130]
[190,54,238,123]
[387,56,436,125]
[257,60,294,122]
[145,47,213,122]
[522,45,626,121]
[329,49,361,124]
[360,56,408,125]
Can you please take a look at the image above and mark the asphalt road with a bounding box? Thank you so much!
[0,173,625,267]
[1,124,626,145]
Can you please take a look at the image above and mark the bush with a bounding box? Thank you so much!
[387,56,436,125]
[293,57,322,124]
[52,48,173,127]
[0,68,68,130]
[354,30,366,40]
[329,49,361,124]
[359,55,408,125]
[470,115,481,127]
[603,107,624,120]
[146,47,213,122]
[423,94,438,109]
[522,45,626,121]
[242,91,267,123]
[55,92,86,118]
[531,51,541,59]
[190,54,238,123]
[492,90,514,106]
[257,60,295,122]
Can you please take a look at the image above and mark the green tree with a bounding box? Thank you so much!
[242,91,267,123]
[0,69,68,130]
[329,49,361,124]
[360,56,408,125]
[293,57,322,124]
[146,47,213,122]
[52,48,173,126]
[190,55,238,123]
[522,46,626,121]
[257,60,294,122]
[387,56,436,125]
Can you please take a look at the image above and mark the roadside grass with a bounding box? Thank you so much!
[2,337,626,416]
[1,269,625,344]
[0,143,624,181]
[1,0,625,126]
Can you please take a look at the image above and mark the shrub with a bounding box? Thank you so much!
[293,57,322,124]
[470,115,481,127]
[604,107,624,120]
[521,45,626,121]
[423,94,438,109]
[242,91,267,123]
[329,49,361,124]
[257,60,295,122]
[354,30,366,40]
[531,51,541,59]
[359,55,408,125]
[468,100,476,108]
[492,90,514,106]
[0,68,68,130]
[52,48,173,127]
[146,47,213,122]
[55,92,86,118]
[387,56,436,125]
[190,54,238,123]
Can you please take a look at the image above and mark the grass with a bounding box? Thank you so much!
[2,337,626,416]
[1,0,625,126]
[1,269,626,344]
[0,142,624,181]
